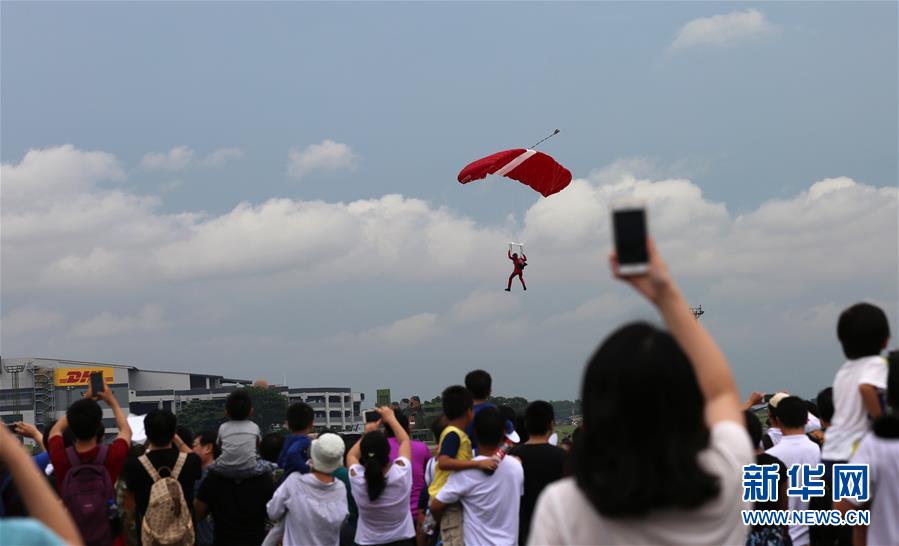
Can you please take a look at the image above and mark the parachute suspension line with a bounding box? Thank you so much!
[530,129,561,149]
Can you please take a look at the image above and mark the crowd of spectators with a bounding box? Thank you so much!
[0,241,896,545]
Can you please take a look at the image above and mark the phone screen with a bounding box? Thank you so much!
[365,411,380,423]
[613,209,648,264]
[90,371,106,394]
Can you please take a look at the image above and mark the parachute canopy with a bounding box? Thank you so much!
[458,149,572,198]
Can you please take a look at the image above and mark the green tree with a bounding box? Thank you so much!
[176,399,225,434]
[488,396,529,414]
[549,399,581,419]
[246,386,289,433]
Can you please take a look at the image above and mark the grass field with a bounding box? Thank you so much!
[555,424,577,439]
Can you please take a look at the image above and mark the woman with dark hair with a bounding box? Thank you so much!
[384,412,431,520]
[529,240,751,545]
[347,406,415,546]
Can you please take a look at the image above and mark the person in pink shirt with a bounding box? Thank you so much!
[386,412,431,517]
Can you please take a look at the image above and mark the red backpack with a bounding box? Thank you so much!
[60,445,115,546]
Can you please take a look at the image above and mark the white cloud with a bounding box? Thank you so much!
[449,290,519,325]
[201,147,244,167]
[139,146,243,171]
[671,9,775,51]
[1,144,124,210]
[288,139,357,179]
[160,180,183,193]
[140,146,195,171]
[361,313,439,346]
[69,304,165,338]
[2,308,65,337]
[2,145,895,400]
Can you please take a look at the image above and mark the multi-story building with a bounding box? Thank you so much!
[287,387,364,431]
[0,357,364,433]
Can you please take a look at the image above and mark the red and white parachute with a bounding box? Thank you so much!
[457,148,572,198]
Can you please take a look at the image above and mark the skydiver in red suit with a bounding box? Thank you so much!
[505,250,527,291]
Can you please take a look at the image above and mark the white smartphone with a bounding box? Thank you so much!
[611,199,649,276]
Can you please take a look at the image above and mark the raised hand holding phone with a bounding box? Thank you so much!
[89,371,106,396]
[609,238,674,306]
[611,199,650,276]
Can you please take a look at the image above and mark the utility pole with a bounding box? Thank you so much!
[690,305,705,320]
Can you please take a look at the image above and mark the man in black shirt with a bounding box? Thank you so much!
[508,401,566,545]
[124,410,202,520]
[194,472,275,546]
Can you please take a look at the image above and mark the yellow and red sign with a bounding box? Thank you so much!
[54,367,115,387]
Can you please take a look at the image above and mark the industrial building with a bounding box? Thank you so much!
[0,357,364,433]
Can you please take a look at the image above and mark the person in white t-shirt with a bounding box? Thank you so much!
[813,303,890,546]
[765,396,821,546]
[823,303,890,463]
[431,406,524,546]
[347,407,416,546]
[838,356,899,546]
[528,240,753,546]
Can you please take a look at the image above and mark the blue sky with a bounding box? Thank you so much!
[2,2,896,401]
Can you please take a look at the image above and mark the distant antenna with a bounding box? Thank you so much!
[530,129,560,149]
[690,305,705,320]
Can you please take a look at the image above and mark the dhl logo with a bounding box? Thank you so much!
[53,367,114,386]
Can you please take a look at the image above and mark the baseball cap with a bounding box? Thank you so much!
[768,392,790,408]
[310,433,345,473]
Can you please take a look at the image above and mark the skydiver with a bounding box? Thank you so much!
[505,250,527,291]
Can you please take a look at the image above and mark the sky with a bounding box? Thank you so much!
[2,2,896,403]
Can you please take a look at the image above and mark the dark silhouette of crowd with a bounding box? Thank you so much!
[1,241,896,546]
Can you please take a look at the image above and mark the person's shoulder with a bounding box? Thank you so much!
[184,452,202,472]
[539,477,579,505]
[106,438,130,461]
[198,470,221,493]
[349,464,366,480]
[241,419,261,431]
[123,452,143,475]
[756,452,786,471]
[392,456,412,473]
[710,419,753,449]
[439,428,462,445]
[706,420,754,469]
[48,435,65,452]
[502,454,523,472]
[248,472,275,491]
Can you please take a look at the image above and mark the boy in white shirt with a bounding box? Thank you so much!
[823,303,890,462]
[839,355,899,546]
[431,406,524,546]
[207,390,275,479]
[766,396,821,546]
[815,303,889,546]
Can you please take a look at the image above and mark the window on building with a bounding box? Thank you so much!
[189,375,208,389]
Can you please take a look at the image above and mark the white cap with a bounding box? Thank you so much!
[769,392,790,408]
[310,433,345,473]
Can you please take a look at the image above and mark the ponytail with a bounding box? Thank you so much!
[360,431,390,501]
